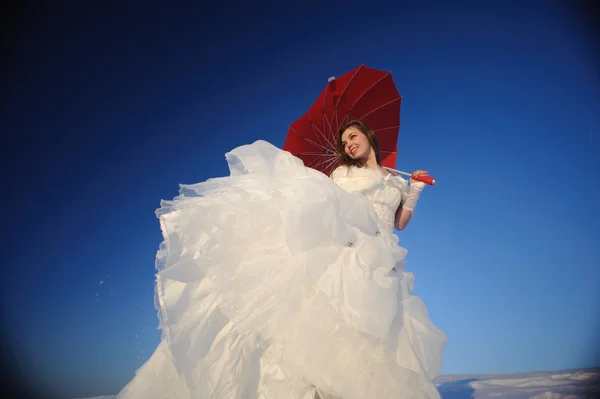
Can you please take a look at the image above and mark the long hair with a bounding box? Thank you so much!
[335,120,381,169]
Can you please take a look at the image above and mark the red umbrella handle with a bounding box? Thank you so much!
[412,174,436,185]
[383,167,436,185]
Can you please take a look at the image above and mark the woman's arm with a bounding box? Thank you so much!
[394,170,428,231]
[394,206,412,231]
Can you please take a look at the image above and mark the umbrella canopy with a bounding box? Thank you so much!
[283,65,401,176]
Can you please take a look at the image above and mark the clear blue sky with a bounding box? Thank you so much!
[4,2,599,398]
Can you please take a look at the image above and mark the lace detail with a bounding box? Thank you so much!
[372,203,395,231]
[330,165,408,232]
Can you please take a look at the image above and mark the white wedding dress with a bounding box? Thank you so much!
[117,140,447,399]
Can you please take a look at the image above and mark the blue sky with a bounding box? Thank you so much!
[4,1,599,398]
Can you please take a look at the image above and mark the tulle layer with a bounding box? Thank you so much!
[119,140,446,399]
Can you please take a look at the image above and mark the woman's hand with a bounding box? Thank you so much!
[410,170,428,187]
[402,170,427,213]
[395,170,429,230]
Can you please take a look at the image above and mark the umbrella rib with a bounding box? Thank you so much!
[305,154,328,169]
[311,123,328,148]
[313,105,336,149]
[372,125,400,133]
[323,154,341,172]
[307,113,326,148]
[320,113,338,150]
[298,152,338,157]
[308,116,336,152]
[326,107,342,142]
[322,85,329,149]
[333,108,340,135]
[290,126,331,153]
[357,97,401,121]
[323,91,341,145]
[322,110,333,140]
[334,66,363,133]
[309,111,336,150]
[344,72,393,120]
[309,153,340,174]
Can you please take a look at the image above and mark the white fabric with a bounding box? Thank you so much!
[329,164,409,232]
[402,180,425,212]
[117,140,447,399]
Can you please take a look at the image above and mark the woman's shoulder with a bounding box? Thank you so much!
[380,167,394,178]
[330,164,351,179]
[390,174,409,193]
[381,168,408,190]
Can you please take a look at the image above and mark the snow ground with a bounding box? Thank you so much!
[434,368,599,399]
[78,368,600,399]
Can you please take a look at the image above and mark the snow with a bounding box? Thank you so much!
[77,367,599,399]
[435,368,599,399]
[76,397,118,399]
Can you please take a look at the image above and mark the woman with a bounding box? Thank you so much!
[117,121,446,399]
[333,119,429,231]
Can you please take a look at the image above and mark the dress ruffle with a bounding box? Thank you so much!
[118,140,446,399]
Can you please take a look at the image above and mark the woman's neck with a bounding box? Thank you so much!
[362,150,379,169]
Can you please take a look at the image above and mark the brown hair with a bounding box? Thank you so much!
[335,120,381,169]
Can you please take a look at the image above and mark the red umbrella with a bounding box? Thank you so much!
[283,65,435,184]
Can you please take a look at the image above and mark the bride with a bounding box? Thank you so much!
[117,120,447,398]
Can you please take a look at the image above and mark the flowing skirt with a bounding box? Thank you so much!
[117,140,447,399]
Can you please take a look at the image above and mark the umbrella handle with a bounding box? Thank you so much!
[413,174,436,185]
[383,167,436,185]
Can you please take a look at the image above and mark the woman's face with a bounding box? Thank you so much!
[341,126,371,160]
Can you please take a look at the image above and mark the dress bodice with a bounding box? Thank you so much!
[330,165,408,232]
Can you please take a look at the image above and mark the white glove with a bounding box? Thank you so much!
[402,180,426,212]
